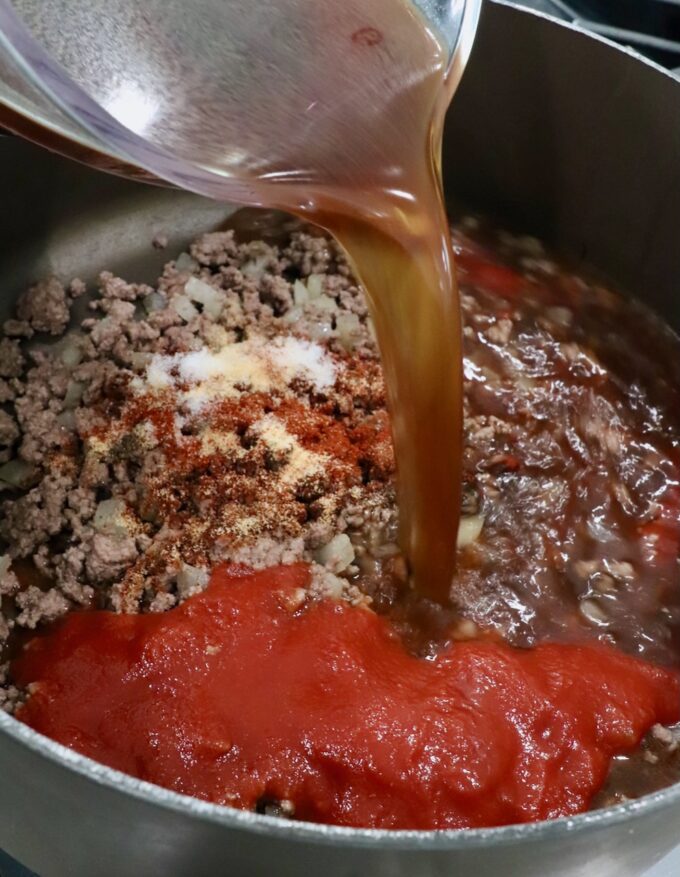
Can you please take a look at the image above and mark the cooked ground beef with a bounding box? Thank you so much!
[0,222,389,675]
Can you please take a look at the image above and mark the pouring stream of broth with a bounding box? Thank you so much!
[265,4,463,602]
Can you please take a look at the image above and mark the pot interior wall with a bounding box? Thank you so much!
[444,1,680,324]
[0,136,229,323]
[0,5,679,331]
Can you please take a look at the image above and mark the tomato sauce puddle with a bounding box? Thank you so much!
[13,564,679,829]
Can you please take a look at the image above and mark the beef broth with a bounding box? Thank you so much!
[452,222,680,666]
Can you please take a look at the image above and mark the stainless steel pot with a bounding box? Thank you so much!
[1,3,680,875]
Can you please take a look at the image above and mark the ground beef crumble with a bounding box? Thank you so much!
[16,277,70,336]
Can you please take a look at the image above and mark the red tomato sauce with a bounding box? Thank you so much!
[13,564,680,830]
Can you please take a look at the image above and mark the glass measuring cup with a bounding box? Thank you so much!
[0,0,481,201]
[0,0,482,602]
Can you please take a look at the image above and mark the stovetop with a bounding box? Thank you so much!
[0,849,35,876]
[517,0,680,72]
[1,3,679,876]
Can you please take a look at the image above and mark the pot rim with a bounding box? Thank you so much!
[2,0,680,853]
[3,705,680,849]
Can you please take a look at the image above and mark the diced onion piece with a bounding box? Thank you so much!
[314,533,355,573]
[452,618,480,641]
[0,555,10,577]
[579,598,609,627]
[142,292,167,314]
[60,335,83,368]
[306,274,324,299]
[129,351,152,371]
[242,255,268,279]
[94,316,113,335]
[293,279,309,306]
[314,296,339,314]
[63,380,85,410]
[172,294,199,322]
[93,498,129,538]
[366,317,377,344]
[0,459,36,488]
[371,541,400,559]
[517,234,544,256]
[282,307,302,326]
[545,306,572,327]
[306,320,333,342]
[175,252,198,273]
[176,563,209,599]
[185,276,224,318]
[457,514,484,548]
[336,312,362,351]
[57,410,76,430]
